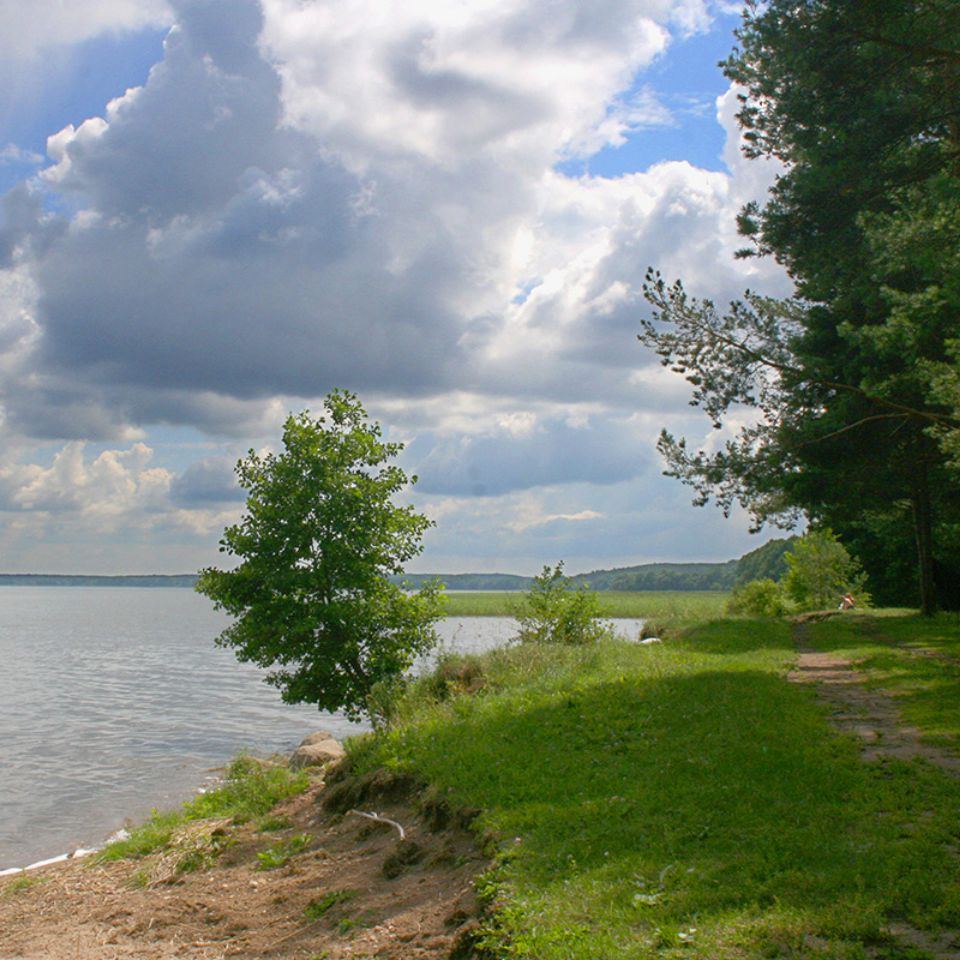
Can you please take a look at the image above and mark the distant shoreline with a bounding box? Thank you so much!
[0,544,791,592]
[0,574,198,587]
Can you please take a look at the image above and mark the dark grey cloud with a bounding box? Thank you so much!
[406,415,648,496]
[170,455,243,507]
[0,0,785,462]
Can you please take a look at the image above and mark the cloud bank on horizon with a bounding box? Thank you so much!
[0,0,791,575]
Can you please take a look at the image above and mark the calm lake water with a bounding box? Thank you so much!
[0,587,643,870]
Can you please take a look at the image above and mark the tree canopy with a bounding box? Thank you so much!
[197,391,443,721]
[639,0,960,613]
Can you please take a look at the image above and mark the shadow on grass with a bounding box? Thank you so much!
[384,658,960,954]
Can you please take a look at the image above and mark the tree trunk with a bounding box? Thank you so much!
[912,462,937,616]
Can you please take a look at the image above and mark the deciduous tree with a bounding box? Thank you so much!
[197,391,443,721]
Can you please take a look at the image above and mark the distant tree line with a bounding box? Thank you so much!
[396,538,798,593]
[0,542,795,594]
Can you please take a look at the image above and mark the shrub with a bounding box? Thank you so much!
[726,579,789,617]
[783,529,870,611]
[516,563,612,645]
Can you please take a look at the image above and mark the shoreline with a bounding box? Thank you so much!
[0,766,230,878]
[0,846,100,878]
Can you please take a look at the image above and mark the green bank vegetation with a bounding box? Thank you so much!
[1,873,47,897]
[347,612,960,959]
[94,755,309,869]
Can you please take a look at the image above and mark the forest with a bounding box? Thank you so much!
[638,0,960,613]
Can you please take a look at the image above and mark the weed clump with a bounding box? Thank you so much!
[303,889,358,920]
[255,833,312,871]
[2,874,47,896]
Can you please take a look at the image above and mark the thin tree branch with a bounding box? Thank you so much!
[348,810,406,840]
[796,413,910,447]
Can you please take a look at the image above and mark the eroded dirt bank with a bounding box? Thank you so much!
[0,767,487,960]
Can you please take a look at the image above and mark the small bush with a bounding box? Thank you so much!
[783,529,870,610]
[516,563,612,645]
[726,579,790,617]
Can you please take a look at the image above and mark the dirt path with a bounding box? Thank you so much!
[788,619,960,773]
[0,770,485,960]
[789,618,960,960]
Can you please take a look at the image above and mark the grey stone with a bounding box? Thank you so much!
[290,731,345,769]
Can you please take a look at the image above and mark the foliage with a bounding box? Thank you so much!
[355,618,960,959]
[95,755,309,863]
[197,391,444,721]
[783,530,869,611]
[725,578,789,617]
[734,537,797,585]
[515,563,612,645]
[638,0,960,614]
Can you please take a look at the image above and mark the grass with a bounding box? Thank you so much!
[348,615,960,959]
[443,590,728,625]
[1,873,47,896]
[95,754,310,864]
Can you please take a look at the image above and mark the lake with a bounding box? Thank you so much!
[0,587,643,870]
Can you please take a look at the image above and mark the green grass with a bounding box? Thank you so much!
[443,590,728,624]
[349,617,960,959]
[95,754,310,863]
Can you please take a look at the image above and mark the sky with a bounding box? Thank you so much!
[0,0,794,576]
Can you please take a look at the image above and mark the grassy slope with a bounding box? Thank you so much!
[351,616,960,959]
[442,590,728,623]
